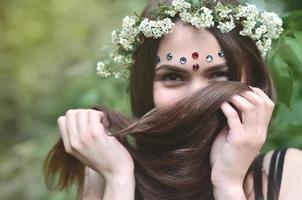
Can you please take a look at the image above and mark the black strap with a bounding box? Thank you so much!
[267,147,288,200]
[253,153,265,200]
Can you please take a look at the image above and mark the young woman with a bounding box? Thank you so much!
[44,0,302,199]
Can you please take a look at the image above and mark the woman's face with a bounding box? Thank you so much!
[153,20,246,109]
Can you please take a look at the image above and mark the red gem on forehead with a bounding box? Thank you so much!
[193,63,199,70]
[192,52,199,59]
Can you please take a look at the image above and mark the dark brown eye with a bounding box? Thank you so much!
[161,72,184,82]
[209,71,229,79]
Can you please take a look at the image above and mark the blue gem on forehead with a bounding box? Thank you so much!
[180,57,187,64]
[218,50,224,57]
[156,55,161,64]
[166,53,173,61]
[206,55,213,62]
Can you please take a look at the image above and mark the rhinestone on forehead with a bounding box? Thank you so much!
[156,55,161,64]
[193,63,199,70]
[218,50,224,57]
[206,55,213,62]
[166,53,173,61]
[192,52,199,59]
[180,57,187,64]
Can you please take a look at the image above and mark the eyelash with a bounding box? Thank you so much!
[160,71,229,82]
[161,72,184,82]
[209,71,229,79]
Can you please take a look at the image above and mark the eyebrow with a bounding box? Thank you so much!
[155,63,228,74]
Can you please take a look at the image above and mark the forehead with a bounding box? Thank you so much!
[156,21,225,68]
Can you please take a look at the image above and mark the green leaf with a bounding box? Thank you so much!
[279,36,302,77]
[293,31,302,41]
[282,10,302,31]
[267,54,294,108]
[190,0,202,9]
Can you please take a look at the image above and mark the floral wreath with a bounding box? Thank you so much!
[96,0,284,79]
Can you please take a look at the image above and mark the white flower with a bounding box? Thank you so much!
[97,1,283,78]
[236,3,258,20]
[118,15,140,50]
[138,18,152,37]
[172,0,191,12]
[264,38,272,48]
[179,11,193,22]
[113,72,121,79]
[183,7,214,29]
[122,16,139,29]
[112,55,124,63]
[256,38,272,57]
[239,20,256,36]
[161,18,175,32]
[217,18,236,33]
[214,2,232,19]
[196,7,214,28]
[139,18,174,38]
[119,38,134,50]
[252,24,267,40]
[96,61,111,77]
[165,9,177,17]
[111,30,120,44]
[125,54,134,64]
[259,12,283,39]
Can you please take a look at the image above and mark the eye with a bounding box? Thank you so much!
[161,72,184,82]
[209,71,229,79]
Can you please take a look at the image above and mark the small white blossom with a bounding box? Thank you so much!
[259,12,283,39]
[139,18,174,38]
[172,0,191,12]
[112,55,124,63]
[179,11,193,22]
[122,16,139,29]
[252,24,267,40]
[124,54,134,64]
[183,7,214,29]
[96,61,111,77]
[111,30,120,44]
[118,15,140,50]
[97,1,283,78]
[239,20,256,36]
[256,38,272,57]
[165,9,177,17]
[214,2,232,19]
[113,72,122,79]
[217,18,236,33]
[119,38,134,51]
[236,3,258,20]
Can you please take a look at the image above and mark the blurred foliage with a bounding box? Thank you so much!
[0,0,301,199]
[265,10,302,151]
[0,0,145,199]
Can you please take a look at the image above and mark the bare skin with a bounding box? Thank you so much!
[57,109,135,200]
[58,20,302,200]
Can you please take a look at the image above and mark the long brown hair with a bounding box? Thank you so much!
[43,0,277,199]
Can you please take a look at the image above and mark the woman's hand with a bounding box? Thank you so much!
[57,109,134,181]
[210,86,275,190]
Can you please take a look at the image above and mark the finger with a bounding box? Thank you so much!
[229,95,256,131]
[76,110,89,134]
[57,116,71,153]
[65,109,80,147]
[97,110,111,129]
[239,90,267,126]
[88,110,108,139]
[249,86,274,104]
[220,102,244,132]
[250,86,275,118]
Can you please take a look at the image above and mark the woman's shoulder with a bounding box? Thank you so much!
[262,147,302,200]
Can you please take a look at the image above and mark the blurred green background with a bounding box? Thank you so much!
[0,0,301,199]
